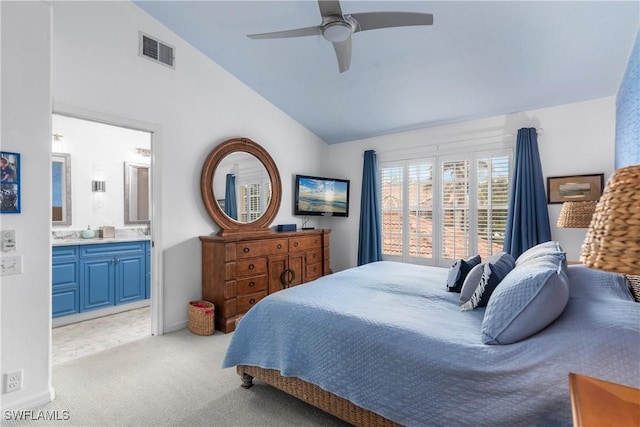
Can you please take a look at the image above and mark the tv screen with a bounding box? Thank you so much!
[295,175,350,217]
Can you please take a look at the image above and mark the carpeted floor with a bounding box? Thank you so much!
[6,327,349,426]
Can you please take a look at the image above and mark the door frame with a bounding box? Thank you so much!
[52,103,164,336]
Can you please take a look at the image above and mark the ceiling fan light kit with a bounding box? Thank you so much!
[247,0,433,73]
[322,20,353,43]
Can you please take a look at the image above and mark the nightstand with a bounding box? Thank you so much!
[569,373,640,426]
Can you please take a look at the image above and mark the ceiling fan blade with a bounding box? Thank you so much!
[350,12,433,32]
[332,38,351,73]
[247,26,322,40]
[318,0,343,18]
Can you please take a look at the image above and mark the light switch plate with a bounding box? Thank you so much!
[1,230,16,251]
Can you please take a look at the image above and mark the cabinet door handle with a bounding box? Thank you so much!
[280,268,296,288]
[243,247,250,253]
[248,264,255,270]
[249,281,255,287]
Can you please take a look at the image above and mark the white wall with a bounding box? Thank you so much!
[52,114,151,231]
[51,0,328,335]
[326,97,617,271]
[1,1,54,411]
[1,0,328,411]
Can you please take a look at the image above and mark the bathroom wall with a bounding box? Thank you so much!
[51,114,151,235]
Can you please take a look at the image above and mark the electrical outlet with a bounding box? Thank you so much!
[0,255,22,275]
[3,369,23,393]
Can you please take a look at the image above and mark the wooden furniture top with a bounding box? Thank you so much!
[569,373,640,427]
[199,228,331,243]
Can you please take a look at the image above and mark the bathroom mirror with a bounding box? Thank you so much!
[201,138,281,236]
[124,162,150,224]
[52,152,72,225]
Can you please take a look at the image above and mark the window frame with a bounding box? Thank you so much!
[379,146,513,267]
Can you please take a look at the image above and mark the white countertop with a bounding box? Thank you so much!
[52,237,151,246]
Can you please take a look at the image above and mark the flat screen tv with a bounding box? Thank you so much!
[294,174,350,217]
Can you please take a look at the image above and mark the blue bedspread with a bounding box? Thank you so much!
[223,261,640,426]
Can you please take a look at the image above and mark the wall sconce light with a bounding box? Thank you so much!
[92,180,106,192]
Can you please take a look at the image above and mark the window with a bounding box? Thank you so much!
[380,149,511,267]
[238,181,271,222]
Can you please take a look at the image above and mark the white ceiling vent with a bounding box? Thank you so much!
[139,32,174,69]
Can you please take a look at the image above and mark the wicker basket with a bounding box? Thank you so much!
[188,300,215,335]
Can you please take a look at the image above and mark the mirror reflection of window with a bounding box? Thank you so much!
[52,153,72,225]
[214,152,271,224]
[124,162,150,224]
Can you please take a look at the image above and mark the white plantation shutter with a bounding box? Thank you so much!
[407,163,434,258]
[381,165,404,257]
[380,147,512,267]
[477,155,510,257]
[440,159,470,261]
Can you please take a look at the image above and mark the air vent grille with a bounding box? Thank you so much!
[139,32,174,68]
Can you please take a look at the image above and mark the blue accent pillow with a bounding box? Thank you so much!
[481,257,569,345]
[446,255,481,293]
[460,252,515,310]
[516,241,565,267]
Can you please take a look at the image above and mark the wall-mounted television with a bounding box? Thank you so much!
[294,174,350,217]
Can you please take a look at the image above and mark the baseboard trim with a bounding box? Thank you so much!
[0,387,55,412]
[163,320,188,334]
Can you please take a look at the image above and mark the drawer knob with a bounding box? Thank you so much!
[313,266,317,272]
[248,264,255,270]
[249,281,255,287]
[294,242,299,247]
[249,298,256,304]
[277,244,282,249]
[243,247,250,253]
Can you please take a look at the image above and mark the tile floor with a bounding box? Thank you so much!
[52,306,151,365]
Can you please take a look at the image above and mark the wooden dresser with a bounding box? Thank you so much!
[200,229,331,333]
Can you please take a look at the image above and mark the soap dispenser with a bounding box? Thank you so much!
[81,226,95,239]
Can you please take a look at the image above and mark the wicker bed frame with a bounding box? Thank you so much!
[237,365,401,426]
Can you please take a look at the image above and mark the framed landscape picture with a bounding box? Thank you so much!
[1,151,21,213]
[547,173,604,204]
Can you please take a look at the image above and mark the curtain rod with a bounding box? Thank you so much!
[376,127,544,154]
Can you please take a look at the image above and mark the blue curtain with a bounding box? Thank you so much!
[357,150,382,266]
[503,128,551,259]
[224,174,238,220]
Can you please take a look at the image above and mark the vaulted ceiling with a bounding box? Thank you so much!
[134,1,640,144]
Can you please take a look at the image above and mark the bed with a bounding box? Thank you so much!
[222,247,640,426]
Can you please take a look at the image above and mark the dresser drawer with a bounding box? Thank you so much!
[236,258,267,277]
[306,263,323,281]
[237,291,266,313]
[289,235,322,252]
[236,275,267,295]
[237,239,288,259]
[306,249,322,264]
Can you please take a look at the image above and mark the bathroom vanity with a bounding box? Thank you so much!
[52,238,150,323]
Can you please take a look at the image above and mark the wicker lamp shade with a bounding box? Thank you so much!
[580,164,640,275]
[557,201,597,228]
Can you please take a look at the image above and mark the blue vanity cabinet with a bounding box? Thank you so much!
[79,241,148,312]
[52,246,80,317]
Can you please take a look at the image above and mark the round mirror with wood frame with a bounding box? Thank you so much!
[201,138,282,236]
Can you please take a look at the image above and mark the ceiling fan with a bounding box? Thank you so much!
[247,0,433,73]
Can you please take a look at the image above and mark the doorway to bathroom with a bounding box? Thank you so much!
[51,113,155,364]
